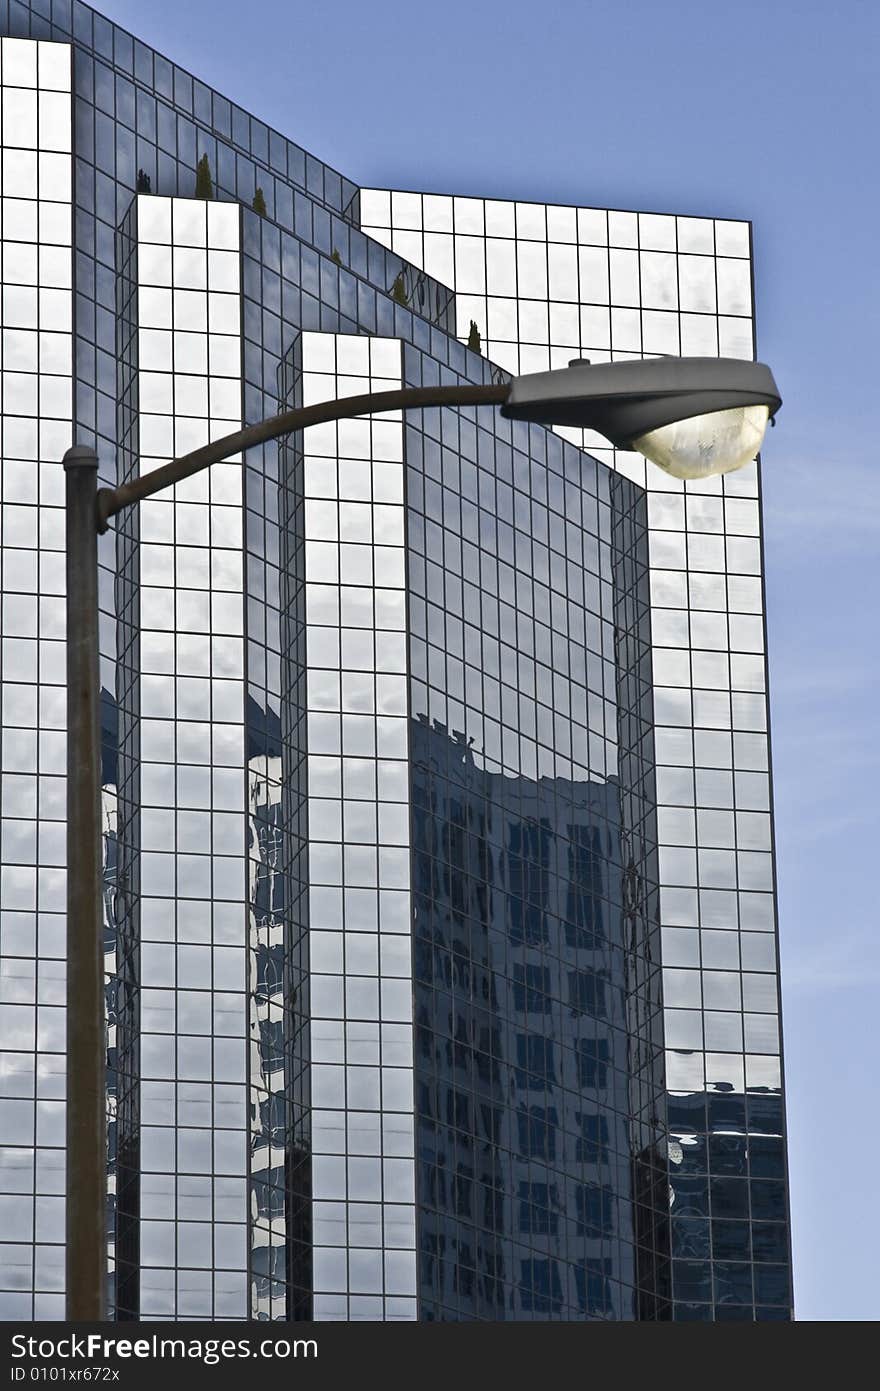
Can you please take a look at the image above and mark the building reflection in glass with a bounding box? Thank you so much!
[411,717,639,1318]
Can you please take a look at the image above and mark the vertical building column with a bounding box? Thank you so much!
[121,195,248,1319]
[300,331,418,1321]
[0,36,73,1321]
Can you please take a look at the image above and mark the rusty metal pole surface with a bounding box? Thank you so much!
[63,446,107,1321]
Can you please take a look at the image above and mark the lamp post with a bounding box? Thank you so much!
[63,355,780,1319]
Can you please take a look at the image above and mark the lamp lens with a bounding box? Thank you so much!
[632,404,770,480]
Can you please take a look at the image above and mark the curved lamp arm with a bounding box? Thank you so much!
[95,356,782,531]
[96,382,510,532]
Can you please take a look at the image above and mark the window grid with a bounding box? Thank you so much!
[360,187,790,1319]
[301,331,417,1322]
[115,194,248,1320]
[0,34,72,1321]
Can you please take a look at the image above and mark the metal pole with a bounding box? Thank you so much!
[63,446,106,1321]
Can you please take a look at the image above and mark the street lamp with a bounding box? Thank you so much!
[62,354,780,1319]
[502,356,781,480]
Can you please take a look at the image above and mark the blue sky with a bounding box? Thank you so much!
[96,0,879,1319]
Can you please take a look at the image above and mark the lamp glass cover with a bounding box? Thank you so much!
[633,404,770,480]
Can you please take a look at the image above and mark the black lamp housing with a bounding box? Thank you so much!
[501,356,782,446]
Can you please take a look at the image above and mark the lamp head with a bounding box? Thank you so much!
[501,356,781,480]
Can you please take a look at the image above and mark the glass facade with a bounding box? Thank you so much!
[360,189,791,1321]
[0,0,791,1322]
[403,363,665,1319]
[297,332,418,1321]
[0,31,73,1318]
[115,194,248,1319]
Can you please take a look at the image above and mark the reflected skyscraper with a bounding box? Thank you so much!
[0,0,791,1321]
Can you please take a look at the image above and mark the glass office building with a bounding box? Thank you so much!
[0,0,792,1321]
